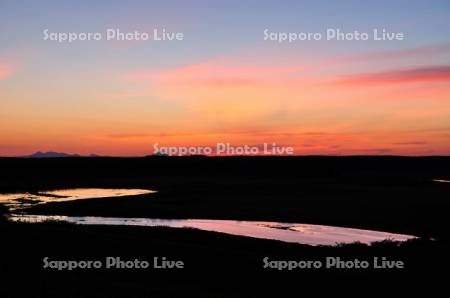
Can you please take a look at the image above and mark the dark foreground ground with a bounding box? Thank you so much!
[1,156,449,296]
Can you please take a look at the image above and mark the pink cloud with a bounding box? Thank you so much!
[122,61,306,86]
[337,43,450,64]
[335,66,450,85]
[0,63,14,80]
[0,48,26,80]
[121,43,450,89]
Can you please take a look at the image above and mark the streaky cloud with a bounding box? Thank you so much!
[335,66,450,85]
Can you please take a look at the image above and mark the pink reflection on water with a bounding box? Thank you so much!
[433,179,450,183]
[10,215,416,246]
[41,188,156,200]
[0,188,155,210]
[3,188,417,246]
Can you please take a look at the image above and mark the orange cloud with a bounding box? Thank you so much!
[120,59,324,126]
[108,132,199,139]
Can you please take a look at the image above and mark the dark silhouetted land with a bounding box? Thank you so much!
[1,156,449,296]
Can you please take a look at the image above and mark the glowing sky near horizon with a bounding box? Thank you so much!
[1,0,450,156]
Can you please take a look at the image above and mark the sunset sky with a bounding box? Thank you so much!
[1,0,450,156]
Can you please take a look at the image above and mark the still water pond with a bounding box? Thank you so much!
[0,188,155,210]
[1,188,416,246]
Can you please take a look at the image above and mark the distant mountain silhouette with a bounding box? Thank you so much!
[23,151,98,158]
